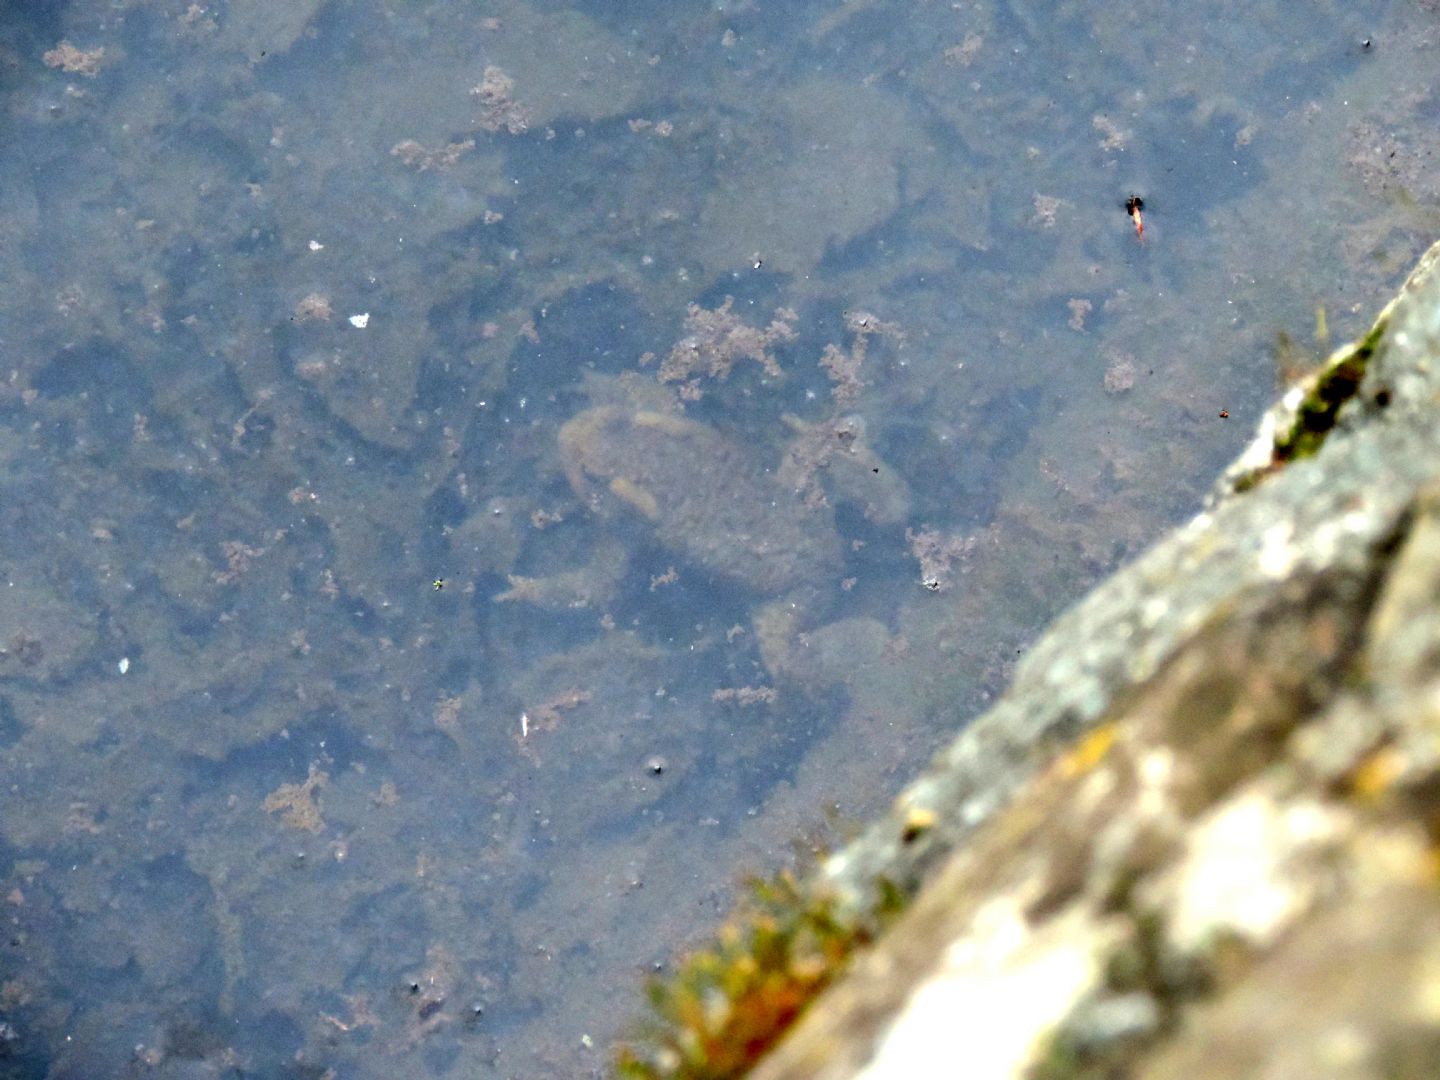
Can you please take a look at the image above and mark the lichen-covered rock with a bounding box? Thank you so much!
[740,237,1440,1078]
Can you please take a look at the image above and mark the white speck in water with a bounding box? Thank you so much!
[117,657,130,674]
[348,312,370,329]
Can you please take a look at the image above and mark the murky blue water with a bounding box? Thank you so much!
[0,0,1431,1076]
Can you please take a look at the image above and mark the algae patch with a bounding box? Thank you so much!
[615,870,904,1079]
[1271,320,1385,465]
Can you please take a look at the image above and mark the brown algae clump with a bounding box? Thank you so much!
[616,870,903,1079]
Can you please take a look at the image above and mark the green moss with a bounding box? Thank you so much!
[615,871,905,1079]
[1230,467,1265,495]
[1230,315,1391,496]
[1272,318,1387,465]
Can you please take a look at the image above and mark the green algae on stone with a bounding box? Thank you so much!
[1271,320,1386,465]
[1226,240,1440,498]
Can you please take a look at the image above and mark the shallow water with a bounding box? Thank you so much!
[0,0,1431,1076]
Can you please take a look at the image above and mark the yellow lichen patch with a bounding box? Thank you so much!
[1051,722,1121,781]
[1348,745,1407,803]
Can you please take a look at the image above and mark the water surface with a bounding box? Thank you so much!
[0,1,1432,1076]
